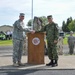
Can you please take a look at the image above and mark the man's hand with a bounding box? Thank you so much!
[30,30,35,34]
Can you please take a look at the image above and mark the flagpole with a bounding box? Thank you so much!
[31,0,33,29]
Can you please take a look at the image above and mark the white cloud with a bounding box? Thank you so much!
[0,0,75,27]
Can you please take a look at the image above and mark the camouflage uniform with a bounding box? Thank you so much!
[40,22,59,60]
[67,31,75,55]
[12,19,30,64]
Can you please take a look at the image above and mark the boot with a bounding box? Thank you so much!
[18,61,25,66]
[13,63,19,67]
[52,60,58,67]
[46,60,53,66]
[18,61,22,66]
[55,60,58,66]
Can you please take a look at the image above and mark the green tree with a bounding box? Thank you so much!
[68,20,75,31]
[62,17,72,32]
[39,16,48,26]
[62,21,66,32]
[27,16,48,28]
[27,19,33,28]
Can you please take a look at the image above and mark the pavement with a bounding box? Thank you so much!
[0,54,75,70]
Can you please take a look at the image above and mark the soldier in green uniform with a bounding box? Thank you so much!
[67,31,75,55]
[12,13,35,66]
[40,15,59,67]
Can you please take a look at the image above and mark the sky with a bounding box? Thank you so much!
[0,0,75,27]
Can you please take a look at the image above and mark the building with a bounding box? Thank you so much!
[0,25,13,32]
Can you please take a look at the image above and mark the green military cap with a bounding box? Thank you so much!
[47,15,52,19]
[19,13,25,16]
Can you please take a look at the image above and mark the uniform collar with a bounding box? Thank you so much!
[19,19,23,22]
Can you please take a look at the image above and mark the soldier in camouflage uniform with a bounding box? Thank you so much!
[67,31,75,55]
[12,13,35,66]
[40,15,59,67]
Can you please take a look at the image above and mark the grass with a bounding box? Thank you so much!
[0,40,12,46]
[63,34,75,45]
[0,38,68,46]
[0,34,73,46]
[63,37,68,45]
[63,35,69,45]
[0,39,67,46]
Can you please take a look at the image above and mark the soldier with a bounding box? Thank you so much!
[12,13,35,66]
[57,36,63,55]
[38,15,59,67]
[67,31,75,55]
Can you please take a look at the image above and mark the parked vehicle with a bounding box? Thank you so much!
[0,31,6,40]
[59,32,65,38]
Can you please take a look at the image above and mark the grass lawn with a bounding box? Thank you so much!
[63,34,75,45]
[0,40,12,46]
[0,38,68,46]
[63,37,68,45]
[0,34,72,46]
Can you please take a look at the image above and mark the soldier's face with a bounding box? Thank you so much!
[48,18,53,23]
[19,16,24,21]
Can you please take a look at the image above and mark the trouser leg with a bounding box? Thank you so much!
[69,45,74,55]
[13,39,20,63]
[18,40,23,63]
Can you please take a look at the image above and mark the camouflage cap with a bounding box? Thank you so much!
[47,15,52,19]
[19,13,25,16]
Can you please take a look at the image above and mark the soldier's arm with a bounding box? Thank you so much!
[74,37,75,44]
[36,25,46,32]
[54,24,59,41]
[67,37,70,44]
[14,21,31,32]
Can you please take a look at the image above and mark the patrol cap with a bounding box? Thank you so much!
[47,15,52,19]
[19,13,25,16]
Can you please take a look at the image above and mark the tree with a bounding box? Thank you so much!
[62,17,73,32]
[27,16,48,29]
[39,16,48,26]
[68,20,75,31]
[62,21,66,32]
[27,19,33,29]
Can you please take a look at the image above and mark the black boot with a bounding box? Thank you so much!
[52,60,58,67]
[46,60,53,66]
[55,60,58,65]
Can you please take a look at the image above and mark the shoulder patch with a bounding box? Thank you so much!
[53,23,59,32]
